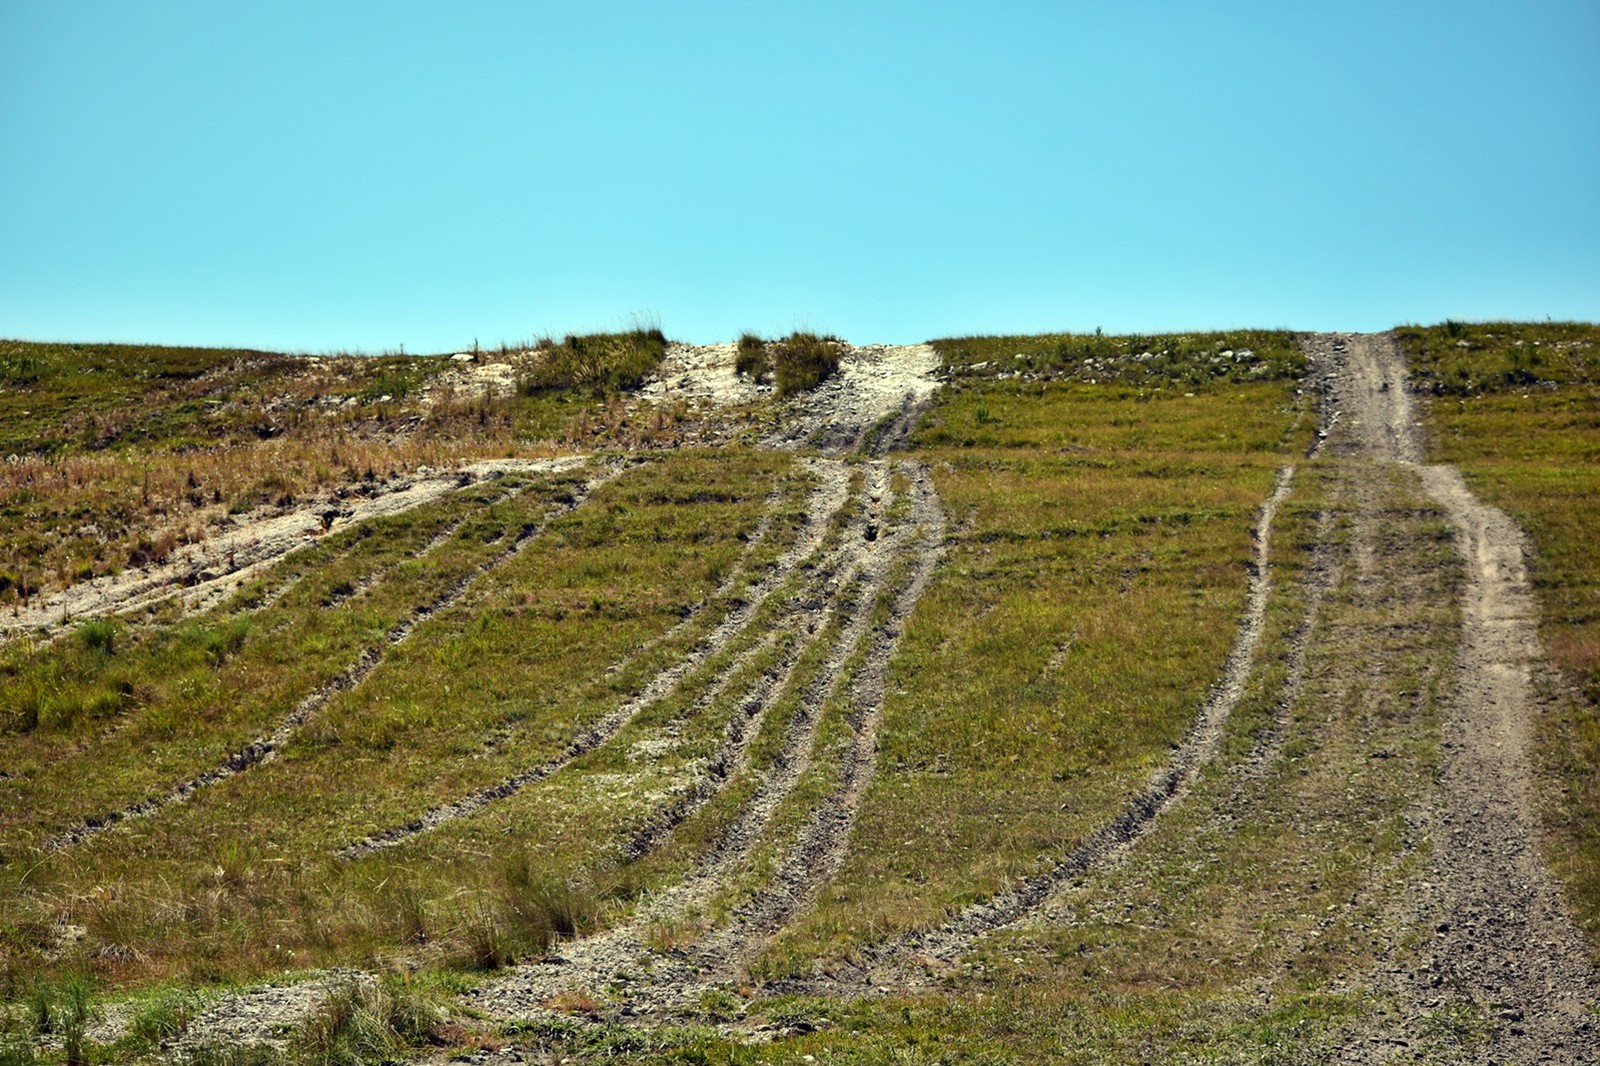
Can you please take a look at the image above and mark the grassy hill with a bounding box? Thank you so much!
[0,324,1595,1064]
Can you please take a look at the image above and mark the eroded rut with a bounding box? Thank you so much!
[469,458,946,1018]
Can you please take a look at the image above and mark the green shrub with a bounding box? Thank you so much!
[501,852,600,939]
[772,331,843,396]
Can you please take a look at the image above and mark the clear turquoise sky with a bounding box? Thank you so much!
[3,2,1597,351]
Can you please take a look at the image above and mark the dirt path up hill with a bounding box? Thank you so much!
[1304,332,1598,1062]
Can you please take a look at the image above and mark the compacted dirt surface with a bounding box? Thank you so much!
[639,341,942,453]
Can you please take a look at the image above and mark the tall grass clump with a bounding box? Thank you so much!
[772,331,843,397]
[287,977,443,1065]
[735,333,769,381]
[26,975,97,1066]
[458,855,603,969]
[519,329,668,398]
[75,618,118,656]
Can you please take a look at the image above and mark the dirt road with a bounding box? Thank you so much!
[1303,332,1598,1061]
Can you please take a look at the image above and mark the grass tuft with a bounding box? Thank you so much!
[75,618,118,656]
[520,329,668,398]
[772,332,843,396]
[286,976,443,1065]
[735,333,769,381]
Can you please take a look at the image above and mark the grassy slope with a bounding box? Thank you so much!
[761,371,1311,973]
[16,323,1593,1062]
[0,335,677,612]
[0,329,1326,1062]
[0,452,798,991]
[532,462,1468,1064]
[1398,321,1600,950]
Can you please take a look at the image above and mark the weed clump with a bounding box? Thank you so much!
[520,329,668,398]
[449,855,604,970]
[772,331,843,397]
[287,977,444,1065]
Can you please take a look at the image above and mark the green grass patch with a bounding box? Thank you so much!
[932,328,1305,390]
[519,329,668,398]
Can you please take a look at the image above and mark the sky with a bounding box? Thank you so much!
[2,1,1597,351]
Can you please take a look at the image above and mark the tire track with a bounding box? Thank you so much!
[339,461,857,858]
[41,463,619,853]
[2,484,528,794]
[660,464,896,898]
[1,460,580,648]
[472,460,924,1018]
[838,461,1297,980]
[1306,332,1600,1062]
[604,458,911,873]
[1234,506,1339,780]
[687,461,947,971]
